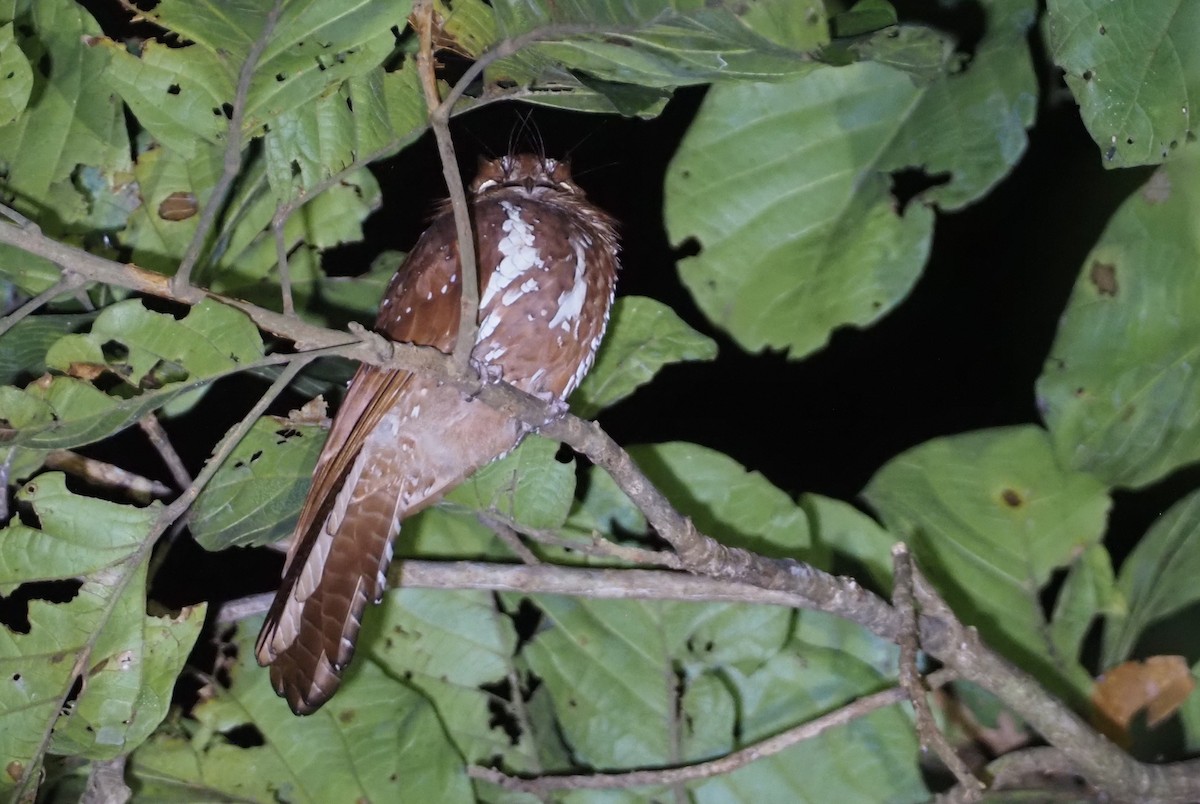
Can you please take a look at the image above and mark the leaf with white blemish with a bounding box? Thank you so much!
[572,296,717,418]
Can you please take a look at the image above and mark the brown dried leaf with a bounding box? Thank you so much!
[1091,655,1195,744]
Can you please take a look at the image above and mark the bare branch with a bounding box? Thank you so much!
[413,0,480,370]
[44,450,173,502]
[272,215,296,317]
[138,414,192,491]
[471,669,956,793]
[893,544,982,800]
[172,0,284,292]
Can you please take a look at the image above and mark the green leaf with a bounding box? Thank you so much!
[44,298,264,417]
[100,0,412,153]
[1047,0,1199,167]
[801,492,894,590]
[523,595,790,770]
[490,1,823,93]
[128,619,472,804]
[573,296,717,418]
[690,612,925,801]
[0,0,131,228]
[0,22,33,126]
[0,313,97,385]
[830,0,898,38]
[446,436,576,530]
[1038,150,1200,488]
[863,426,1110,701]
[665,0,1036,356]
[363,589,538,770]
[0,474,203,796]
[4,300,266,449]
[189,415,326,550]
[1049,543,1116,668]
[263,62,428,200]
[629,442,810,558]
[0,473,151,593]
[1103,489,1200,667]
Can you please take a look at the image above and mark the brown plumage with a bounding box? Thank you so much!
[255,155,619,715]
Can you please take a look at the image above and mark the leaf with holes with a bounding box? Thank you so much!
[445,436,575,531]
[190,416,326,550]
[1047,0,1199,167]
[128,617,471,803]
[664,0,1037,357]
[689,610,926,801]
[0,474,203,798]
[362,589,538,771]
[864,425,1110,701]
[97,0,411,158]
[573,296,717,418]
[1037,151,1200,488]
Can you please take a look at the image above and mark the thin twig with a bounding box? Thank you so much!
[44,450,172,502]
[171,0,284,292]
[138,414,192,490]
[413,0,480,369]
[472,669,956,793]
[0,272,86,338]
[476,511,542,565]
[892,544,982,799]
[272,214,295,317]
[14,357,311,800]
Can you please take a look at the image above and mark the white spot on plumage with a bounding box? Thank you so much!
[481,201,544,308]
[450,274,457,283]
[441,284,448,294]
[549,235,590,334]
[478,308,502,341]
[484,344,507,362]
[412,405,421,418]
[426,291,433,300]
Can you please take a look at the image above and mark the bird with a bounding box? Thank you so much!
[255,153,620,715]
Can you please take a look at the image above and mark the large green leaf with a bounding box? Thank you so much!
[524,596,925,799]
[864,426,1110,701]
[1047,0,1200,167]
[691,611,925,802]
[0,0,133,295]
[490,0,825,92]
[1037,149,1200,488]
[664,0,1036,357]
[1103,489,1200,667]
[630,442,811,559]
[446,435,577,531]
[0,0,130,219]
[0,474,203,798]
[362,589,539,771]
[98,0,411,156]
[1,299,265,449]
[572,296,717,418]
[128,618,472,803]
[189,415,326,550]
[524,595,791,770]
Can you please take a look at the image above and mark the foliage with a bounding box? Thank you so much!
[0,0,1198,801]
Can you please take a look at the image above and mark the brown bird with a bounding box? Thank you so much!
[255,154,619,715]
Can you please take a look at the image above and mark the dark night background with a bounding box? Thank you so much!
[49,1,1192,662]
